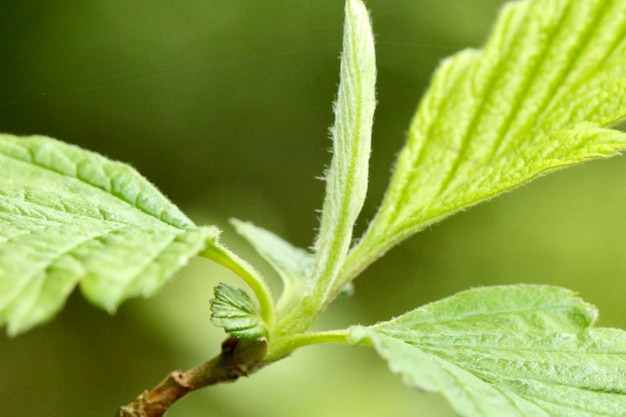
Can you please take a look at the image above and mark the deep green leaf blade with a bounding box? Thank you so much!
[210,283,266,340]
[0,134,218,334]
[350,285,626,417]
[347,0,626,276]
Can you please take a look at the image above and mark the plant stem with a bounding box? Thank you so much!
[329,226,403,300]
[200,243,275,327]
[115,338,268,417]
[267,329,350,361]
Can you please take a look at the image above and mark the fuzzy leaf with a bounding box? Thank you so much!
[231,220,314,314]
[210,283,266,340]
[0,134,218,335]
[310,0,376,297]
[348,0,626,274]
[350,285,626,417]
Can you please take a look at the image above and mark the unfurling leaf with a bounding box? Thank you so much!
[0,134,218,335]
[346,0,626,277]
[211,283,266,340]
[274,0,376,335]
[310,0,376,297]
[350,285,626,417]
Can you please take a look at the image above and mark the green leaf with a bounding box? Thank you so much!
[231,220,314,314]
[309,0,376,296]
[350,285,626,417]
[273,0,376,336]
[210,283,266,340]
[346,0,626,278]
[0,134,218,335]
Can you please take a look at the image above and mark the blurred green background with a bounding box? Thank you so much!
[0,1,625,416]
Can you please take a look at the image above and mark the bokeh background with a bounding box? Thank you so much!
[1,1,625,416]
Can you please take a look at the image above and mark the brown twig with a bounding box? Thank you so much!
[115,337,269,417]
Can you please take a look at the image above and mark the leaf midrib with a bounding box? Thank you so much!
[377,302,590,329]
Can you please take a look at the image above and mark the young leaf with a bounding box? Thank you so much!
[350,285,626,417]
[274,0,376,336]
[0,134,218,335]
[310,0,375,293]
[210,283,266,340]
[231,220,314,314]
[345,0,626,279]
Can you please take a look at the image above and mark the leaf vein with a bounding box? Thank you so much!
[2,141,184,229]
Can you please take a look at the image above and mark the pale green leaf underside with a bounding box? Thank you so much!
[350,285,626,417]
[310,0,376,295]
[210,282,266,340]
[231,220,314,314]
[0,134,217,335]
[359,0,626,259]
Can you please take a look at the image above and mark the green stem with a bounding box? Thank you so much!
[333,234,386,295]
[267,329,350,362]
[271,238,387,337]
[200,243,275,327]
[330,222,408,300]
[272,235,387,338]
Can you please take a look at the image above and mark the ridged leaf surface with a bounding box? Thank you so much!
[0,134,217,334]
[350,285,626,417]
[349,0,626,273]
